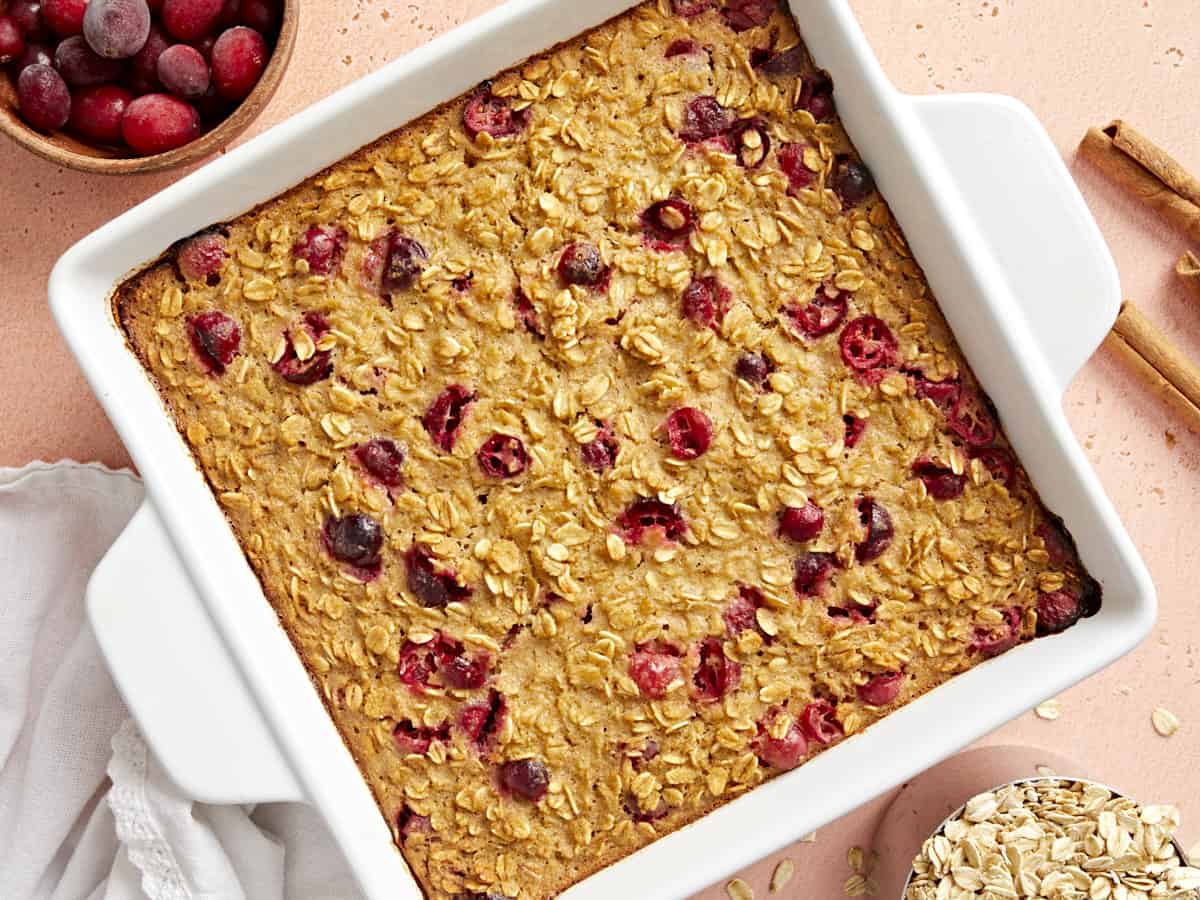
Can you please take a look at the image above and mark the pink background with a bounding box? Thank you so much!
[1,1,1196,896]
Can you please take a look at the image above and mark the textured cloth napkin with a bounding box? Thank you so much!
[0,462,358,900]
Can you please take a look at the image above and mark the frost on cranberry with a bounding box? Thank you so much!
[210,24,266,101]
[796,71,835,121]
[793,551,835,598]
[157,43,209,97]
[1036,589,1084,636]
[392,719,449,756]
[779,501,824,543]
[273,312,333,385]
[353,439,405,489]
[186,310,239,374]
[628,642,682,699]
[670,0,712,15]
[0,17,27,65]
[832,155,876,207]
[322,513,383,573]
[679,94,733,144]
[54,35,123,86]
[857,671,904,707]
[723,585,765,637]
[423,384,476,452]
[970,605,1022,658]
[828,598,878,625]
[83,0,151,59]
[735,352,774,390]
[665,37,698,58]
[581,422,619,472]
[16,64,70,132]
[840,316,898,373]
[463,82,529,139]
[499,758,550,802]
[68,84,132,144]
[855,497,894,563]
[681,276,731,331]
[477,433,529,479]
[557,242,609,289]
[641,198,695,250]
[692,637,740,701]
[785,284,848,339]
[947,388,997,447]
[778,142,814,195]
[969,446,1016,488]
[459,689,506,754]
[754,708,808,770]
[616,498,688,545]
[512,287,543,338]
[13,42,55,75]
[293,225,348,275]
[175,230,226,282]
[800,699,844,745]
[913,458,966,501]
[122,92,202,154]
[722,0,775,32]
[405,546,471,609]
[729,117,771,168]
[844,414,867,448]
[664,407,713,460]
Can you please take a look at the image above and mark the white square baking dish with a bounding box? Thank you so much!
[52,1,1156,898]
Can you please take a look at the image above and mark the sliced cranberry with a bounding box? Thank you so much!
[557,242,610,289]
[729,117,771,168]
[832,155,876,207]
[793,551,835,598]
[441,649,490,691]
[381,233,428,295]
[722,0,775,32]
[477,433,529,479]
[855,497,893,563]
[393,720,449,756]
[799,699,844,745]
[395,806,431,842]
[970,606,1022,658]
[840,316,898,373]
[786,285,849,339]
[293,225,348,275]
[423,384,476,452]
[670,0,712,15]
[1036,520,1074,567]
[187,310,240,374]
[947,388,997,446]
[796,71,835,121]
[176,230,226,281]
[778,142,814,195]
[616,498,688,544]
[405,546,470,609]
[463,83,529,139]
[913,458,966,501]
[969,446,1016,488]
[628,643,682,699]
[1036,589,1083,636]
[323,513,383,571]
[354,439,405,489]
[757,44,805,77]
[499,758,550,802]
[755,709,808,770]
[397,640,439,690]
[735,352,774,390]
[681,276,731,331]
[844,414,867,448]
[692,637,740,701]
[723,585,764,637]
[665,37,698,58]
[828,599,878,625]
[857,671,904,707]
[459,689,506,754]
[909,372,961,413]
[641,198,694,250]
[512,287,542,338]
[779,502,824,543]
[581,422,619,472]
[680,95,733,144]
[273,312,333,385]
[665,407,713,460]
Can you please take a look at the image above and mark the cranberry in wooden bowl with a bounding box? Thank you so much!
[0,0,295,173]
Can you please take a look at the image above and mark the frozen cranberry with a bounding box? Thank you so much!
[477,433,529,479]
[218,0,240,26]
[665,37,698,58]
[722,0,774,32]
[43,0,87,35]
[909,372,961,413]
[423,385,476,452]
[844,414,866,448]
[499,759,550,802]
[129,22,169,86]
[176,230,225,280]
[757,44,805,77]
[1036,589,1083,636]
[616,498,688,545]
[405,546,471,609]
[459,689,506,753]
[840,316,898,374]
[393,720,449,756]
[855,497,893,562]
[913,458,966,501]
[122,93,202,154]
[395,806,431,842]
[692,637,740,701]
[832,155,876,207]
[83,0,151,59]
[9,1,49,42]
[828,598,877,625]
[779,502,824,543]
[970,606,1022,658]
[512,287,542,337]
[354,439,405,489]
[581,423,619,472]
[857,671,904,707]
[670,0,711,15]
[947,388,997,446]
[797,71,835,121]
[323,513,383,570]
[800,699,844,745]
[162,0,222,41]
[786,285,848,339]
[156,43,209,97]
[793,551,835,597]
[273,312,333,385]
[378,233,427,294]
[679,94,733,143]
[13,41,53,74]
[681,276,731,330]
[463,84,528,139]
[557,242,609,288]
[1036,520,1074,567]
[628,643,681,699]
[664,407,713,460]
[0,16,27,63]
[210,25,266,100]
[54,35,124,86]
[969,446,1016,488]
[68,84,133,144]
[729,117,771,168]
[777,141,814,194]
[723,585,764,637]
[641,198,694,250]
[292,225,347,275]
[755,709,808,770]
[735,352,774,389]
[17,64,70,131]
[186,310,239,373]
[239,0,276,34]
[191,32,216,59]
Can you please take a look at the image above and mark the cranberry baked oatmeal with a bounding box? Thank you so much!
[115,1,1100,896]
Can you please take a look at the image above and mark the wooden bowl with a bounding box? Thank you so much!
[0,0,297,174]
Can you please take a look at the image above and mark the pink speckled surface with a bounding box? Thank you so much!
[1,1,1197,896]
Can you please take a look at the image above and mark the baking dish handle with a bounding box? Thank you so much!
[87,501,305,805]
[906,93,1122,394]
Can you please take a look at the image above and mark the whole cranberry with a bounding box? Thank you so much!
[0,17,27,64]
[157,43,210,97]
[557,241,609,288]
[969,446,1016,488]
[12,41,54,74]
[9,2,50,42]
[162,0,223,41]
[293,224,348,275]
[628,643,681,699]
[68,84,133,144]
[354,439,405,489]
[477,433,529,479]
[832,155,876,207]
[83,0,152,60]
[463,84,528,139]
[912,458,966,501]
[405,546,471,609]
[322,513,384,570]
[239,0,276,34]
[793,551,835,598]
[121,93,202,155]
[129,22,169,87]
[1036,520,1074,567]
[755,710,808,770]
[1036,589,1083,636]
[857,671,904,707]
[218,0,240,26]
[855,497,894,563]
[799,699,844,745]
[797,71,835,121]
[664,407,713,460]
[756,44,805,77]
[175,230,225,280]
[55,35,125,87]
[499,759,550,802]
[42,0,88,36]
[729,117,771,168]
[970,606,1022,658]
[692,637,740,701]
[779,502,824,543]
[16,63,70,132]
[210,24,265,100]
[186,310,240,374]
[379,233,428,295]
[735,352,774,390]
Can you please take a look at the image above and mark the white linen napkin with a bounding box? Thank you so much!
[0,462,359,900]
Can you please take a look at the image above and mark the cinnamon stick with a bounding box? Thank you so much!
[1106,120,1200,208]
[1108,301,1200,433]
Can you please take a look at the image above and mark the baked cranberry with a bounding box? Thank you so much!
[722,0,774,32]
[405,546,471,609]
[499,759,550,802]
[239,0,276,34]
[122,93,202,155]
[855,497,893,562]
[639,739,660,764]
[9,1,49,42]
[843,414,866,448]
[162,0,222,41]
[292,225,347,275]
[323,513,383,571]
[628,643,682,699]
[723,585,764,637]
[129,23,169,87]
[624,792,669,823]
[665,37,698,57]
[83,0,151,59]
[840,316,898,373]
[796,71,835,121]
[176,230,225,280]
[799,699,844,745]
[785,285,849,339]
[396,639,439,690]
[641,198,694,250]
[186,310,240,374]
[380,233,428,295]
[947,388,997,446]
[1036,589,1082,636]
[393,720,449,756]
[557,241,609,289]
[16,64,70,132]
[757,44,805,77]
[395,806,431,842]
[793,551,835,597]
[969,446,1016,488]
[443,653,488,691]
[463,84,528,139]
[354,439,405,488]
[832,155,876,207]
[581,423,619,472]
[42,0,86,35]
[459,689,506,753]
[779,502,824,542]
[477,433,529,479]
[670,0,712,15]
[755,709,808,770]
[451,272,474,293]
[735,352,774,389]
[664,407,713,460]
[778,142,814,194]
[679,94,733,144]
[909,372,961,413]
[681,276,731,330]
[273,312,333,385]
[692,637,740,701]
[210,24,265,100]
[729,117,770,168]
[0,17,28,64]
[857,671,904,707]
[1036,520,1074,567]
[913,458,966,501]
[512,287,542,337]
[157,43,210,97]
[1078,577,1102,618]
[12,41,53,74]
[828,598,877,625]
[423,385,476,452]
[616,498,688,544]
[67,84,132,144]
[970,606,1022,658]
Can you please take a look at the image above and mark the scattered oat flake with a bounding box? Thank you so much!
[799,831,818,843]
[1152,705,1180,737]
[1035,764,1056,776]
[844,873,868,897]
[848,845,866,873]
[770,859,795,893]
[726,877,754,900]
[1035,698,1062,721]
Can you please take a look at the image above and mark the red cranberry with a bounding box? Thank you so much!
[16,64,70,131]
[459,689,506,753]
[405,546,470,609]
[755,709,808,770]
[293,225,348,275]
[779,502,824,542]
[121,93,202,154]
[176,230,225,280]
[913,458,966,501]
[156,43,210,97]
[692,637,740,701]
[218,0,240,26]
[354,439,405,489]
[840,316,898,373]
[0,17,27,63]
[512,287,542,338]
[393,720,449,756]
[9,2,49,42]
[463,84,528,139]
[379,233,428,295]
[1036,589,1083,636]
[1078,577,1102,619]
[396,639,439,690]
[729,117,771,168]
[832,155,876,207]
[665,37,698,57]
[322,513,383,570]
[1036,520,1074,567]
[499,759,550,802]
[723,585,764,637]
[192,34,213,60]
[679,94,733,144]
[477,433,529,479]
[757,44,805,77]
[857,671,904,707]
[797,71,835,121]
[43,0,87,35]
[628,643,682,699]
[395,806,431,842]
[54,35,125,86]
[441,649,489,691]
[239,0,276,34]
[423,385,476,452]
[12,41,54,73]
[947,388,997,446]
[129,22,169,87]
[722,0,774,32]
[735,352,774,389]
[855,497,893,562]
[451,272,474,292]
[616,498,688,545]
[68,84,133,144]
[785,285,848,339]
[909,372,960,413]
[970,606,1022,658]
[843,414,866,448]
[681,276,731,331]
[828,599,878,625]
[83,0,151,59]
[557,242,609,289]
[969,446,1016,488]
[670,0,712,15]
[641,198,695,250]
[581,422,619,472]
[778,141,814,194]
[398,632,491,692]
[273,312,333,385]
[799,699,843,745]
[793,551,835,597]
[210,25,265,100]
[186,310,240,374]
[161,0,222,41]
[664,407,713,460]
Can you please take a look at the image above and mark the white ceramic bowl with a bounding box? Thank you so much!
[51,1,1156,897]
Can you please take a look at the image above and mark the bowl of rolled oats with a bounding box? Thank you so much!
[903,778,1200,900]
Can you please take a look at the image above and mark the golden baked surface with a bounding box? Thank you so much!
[116,1,1098,897]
